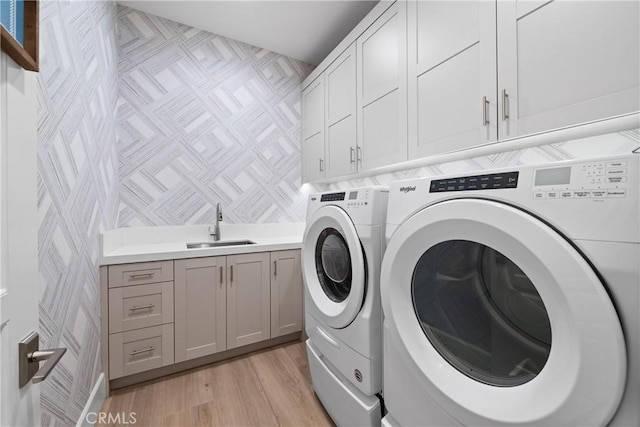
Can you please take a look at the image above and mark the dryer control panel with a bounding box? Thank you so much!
[531,159,628,199]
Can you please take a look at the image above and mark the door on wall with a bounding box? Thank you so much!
[0,54,42,425]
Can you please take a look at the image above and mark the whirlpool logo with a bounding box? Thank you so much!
[399,186,416,193]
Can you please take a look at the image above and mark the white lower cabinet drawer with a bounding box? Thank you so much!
[109,282,174,333]
[109,324,174,379]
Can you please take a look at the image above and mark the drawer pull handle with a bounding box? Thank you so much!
[130,304,155,311]
[129,272,154,280]
[130,347,155,357]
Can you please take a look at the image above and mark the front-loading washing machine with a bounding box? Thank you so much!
[302,187,388,426]
[380,154,638,426]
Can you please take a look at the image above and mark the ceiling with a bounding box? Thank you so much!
[117,1,379,65]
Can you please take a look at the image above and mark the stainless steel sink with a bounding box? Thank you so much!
[186,240,256,249]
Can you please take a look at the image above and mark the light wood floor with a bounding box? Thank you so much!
[99,341,334,426]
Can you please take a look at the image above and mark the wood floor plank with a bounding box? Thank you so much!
[200,356,279,426]
[250,345,333,427]
[100,340,333,427]
[281,340,313,387]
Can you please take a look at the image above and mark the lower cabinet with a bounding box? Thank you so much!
[174,256,227,363]
[172,250,302,363]
[103,249,303,388]
[271,250,302,337]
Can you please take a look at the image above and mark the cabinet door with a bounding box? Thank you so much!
[408,0,497,159]
[227,252,271,349]
[302,78,325,182]
[270,250,302,338]
[174,257,227,363]
[325,44,358,178]
[357,0,408,170]
[497,0,640,139]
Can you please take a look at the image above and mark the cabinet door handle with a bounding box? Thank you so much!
[129,272,154,280]
[273,260,277,276]
[219,266,223,288]
[130,304,154,311]
[350,147,355,164]
[230,265,233,285]
[502,89,510,121]
[130,347,155,357]
[482,96,490,126]
[319,158,324,172]
[356,146,362,164]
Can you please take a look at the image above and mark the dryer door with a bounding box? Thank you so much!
[303,205,366,328]
[381,198,626,426]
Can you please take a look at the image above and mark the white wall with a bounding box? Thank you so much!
[36,1,120,425]
[116,6,314,227]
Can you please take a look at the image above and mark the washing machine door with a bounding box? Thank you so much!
[381,198,626,426]
[303,205,366,328]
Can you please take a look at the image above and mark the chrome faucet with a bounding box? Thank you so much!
[209,203,223,241]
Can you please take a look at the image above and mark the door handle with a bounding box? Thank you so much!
[502,89,510,121]
[230,265,234,286]
[482,96,490,126]
[220,266,223,288]
[350,147,355,164]
[273,260,277,276]
[319,158,324,172]
[19,332,67,387]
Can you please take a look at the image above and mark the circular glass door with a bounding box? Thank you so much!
[380,198,626,426]
[302,205,366,328]
[316,228,352,302]
[413,240,552,387]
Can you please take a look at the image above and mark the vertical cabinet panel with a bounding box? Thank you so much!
[227,252,271,349]
[358,0,408,170]
[174,257,227,363]
[270,250,302,338]
[326,44,358,178]
[302,78,325,182]
[303,132,325,182]
[498,0,640,139]
[408,0,497,159]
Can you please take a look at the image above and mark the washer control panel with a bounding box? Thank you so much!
[317,190,371,207]
[346,189,370,207]
[531,159,628,199]
[429,172,519,193]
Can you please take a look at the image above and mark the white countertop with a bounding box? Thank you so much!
[100,223,305,265]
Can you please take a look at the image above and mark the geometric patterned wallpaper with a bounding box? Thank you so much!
[116,6,314,227]
[37,0,120,425]
[312,128,640,191]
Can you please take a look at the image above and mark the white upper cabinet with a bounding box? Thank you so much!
[302,0,639,181]
[357,0,408,170]
[302,78,325,182]
[408,0,497,158]
[497,0,640,139]
[326,44,358,178]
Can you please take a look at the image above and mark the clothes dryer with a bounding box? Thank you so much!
[303,187,388,426]
[381,155,638,426]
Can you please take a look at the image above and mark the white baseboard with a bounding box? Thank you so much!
[76,373,106,427]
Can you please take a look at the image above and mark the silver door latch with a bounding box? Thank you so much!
[18,332,66,388]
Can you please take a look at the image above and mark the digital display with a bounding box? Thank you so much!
[534,167,571,186]
[320,192,346,202]
[430,172,519,193]
[349,191,358,200]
